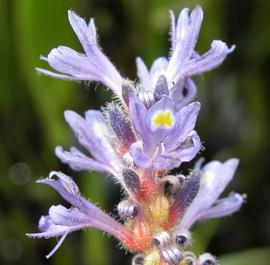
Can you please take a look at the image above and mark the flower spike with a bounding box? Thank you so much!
[30,6,244,264]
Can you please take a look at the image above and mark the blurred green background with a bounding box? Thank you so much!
[0,0,270,264]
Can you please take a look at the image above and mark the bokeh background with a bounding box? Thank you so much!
[1,0,270,264]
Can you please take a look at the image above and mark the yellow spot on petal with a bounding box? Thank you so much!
[151,110,175,130]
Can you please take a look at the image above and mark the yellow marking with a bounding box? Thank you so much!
[151,110,175,130]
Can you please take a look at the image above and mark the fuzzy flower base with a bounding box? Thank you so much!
[27,5,244,265]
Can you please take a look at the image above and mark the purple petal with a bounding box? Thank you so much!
[130,141,152,169]
[67,11,123,95]
[36,67,91,81]
[198,193,244,220]
[136,57,152,90]
[175,130,201,162]
[149,57,169,83]
[45,46,99,78]
[38,172,125,229]
[84,110,122,168]
[169,10,177,51]
[167,6,203,81]
[175,40,235,80]
[55,146,116,175]
[180,158,239,229]
[64,110,120,171]
[129,93,152,149]
[164,102,200,151]
[170,78,197,110]
[49,205,89,226]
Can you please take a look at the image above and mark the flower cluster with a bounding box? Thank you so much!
[27,5,244,265]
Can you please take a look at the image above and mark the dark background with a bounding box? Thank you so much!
[0,0,270,265]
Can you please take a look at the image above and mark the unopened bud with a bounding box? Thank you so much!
[154,75,169,101]
[198,253,217,265]
[122,169,141,193]
[161,245,183,265]
[132,253,144,265]
[117,199,138,220]
[173,229,191,249]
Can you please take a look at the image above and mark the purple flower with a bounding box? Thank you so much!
[37,11,123,97]
[55,110,124,178]
[129,92,201,170]
[30,5,244,263]
[136,5,235,109]
[37,6,234,109]
[179,158,244,229]
[26,171,135,258]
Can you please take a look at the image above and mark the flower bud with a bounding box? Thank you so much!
[117,199,138,220]
[122,168,141,194]
[161,245,183,265]
[173,229,191,249]
[198,253,217,265]
[151,231,170,248]
[132,253,144,265]
[154,75,169,102]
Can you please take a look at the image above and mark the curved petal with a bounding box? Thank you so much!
[64,110,120,170]
[197,192,244,220]
[149,57,169,87]
[164,102,200,151]
[170,78,198,110]
[55,146,116,175]
[136,57,152,91]
[130,141,152,169]
[175,40,235,80]
[176,130,201,162]
[68,11,123,95]
[180,158,239,229]
[46,46,98,78]
[167,6,203,81]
